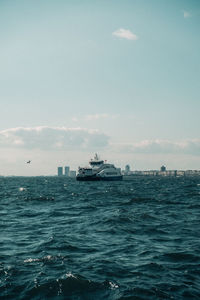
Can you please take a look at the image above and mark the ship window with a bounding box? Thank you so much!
[106,172,117,175]
[90,161,103,166]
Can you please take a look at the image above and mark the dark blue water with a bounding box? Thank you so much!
[0,176,200,299]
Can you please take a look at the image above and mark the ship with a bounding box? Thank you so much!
[76,154,123,181]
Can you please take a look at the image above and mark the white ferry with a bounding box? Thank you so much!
[76,154,123,181]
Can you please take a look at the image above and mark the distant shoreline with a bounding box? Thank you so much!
[1,170,200,178]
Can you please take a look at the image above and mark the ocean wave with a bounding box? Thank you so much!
[25,196,55,201]
[1,176,200,299]
[160,252,200,263]
[25,274,120,299]
[129,197,155,204]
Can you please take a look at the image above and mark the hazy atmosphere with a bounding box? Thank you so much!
[0,0,200,175]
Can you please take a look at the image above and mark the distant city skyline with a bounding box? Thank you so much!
[57,165,76,177]
[0,0,200,175]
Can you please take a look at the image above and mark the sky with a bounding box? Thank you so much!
[0,0,200,175]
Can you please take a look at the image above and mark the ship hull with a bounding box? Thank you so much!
[76,175,123,181]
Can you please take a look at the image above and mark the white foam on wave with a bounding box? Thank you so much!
[45,255,52,260]
[24,258,39,263]
[108,281,119,289]
[19,187,26,192]
[24,255,53,263]
[65,272,77,279]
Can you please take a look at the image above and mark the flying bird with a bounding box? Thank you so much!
[26,160,31,164]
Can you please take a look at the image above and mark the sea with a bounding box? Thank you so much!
[0,176,200,300]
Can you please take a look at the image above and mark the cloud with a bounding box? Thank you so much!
[0,126,110,150]
[72,117,78,122]
[183,10,192,18]
[114,139,200,156]
[112,28,138,40]
[1,128,199,156]
[85,113,118,121]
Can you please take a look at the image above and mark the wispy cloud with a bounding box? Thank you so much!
[85,113,118,121]
[72,117,78,122]
[0,126,110,150]
[112,28,138,40]
[71,114,118,122]
[114,139,200,156]
[183,10,192,18]
[85,113,109,121]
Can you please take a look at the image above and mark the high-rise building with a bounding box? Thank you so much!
[125,164,131,175]
[160,165,166,172]
[57,167,63,176]
[69,170,76,178]
[64,166,70,176]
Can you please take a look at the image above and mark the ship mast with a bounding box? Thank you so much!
[94,153,99,161]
